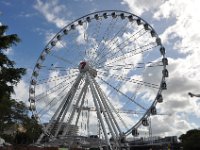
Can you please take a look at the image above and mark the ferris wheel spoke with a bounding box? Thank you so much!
[97,73,127,101]
[99,72,159,89]
[98,61,163,72]
[98,76,147,110]
[85,18,103,60]
[95,28,147,66]
[49,53,77,67]
[60,32,85,61]
[91,17,116,55]
[122,83,142,109]
[47,67,79,72]
[95,27,145,61]
[97,43,158,68]
[94,21,132,65]
[37,89,68,118]
[97,41,156,66]
[91,17,120,64]
[98,64,141,71]
[36,71,78,85]
[35,77,77,102]
[59,34,83,61]
[34,64,78,74]
[98,66,138,101]
[83,20,99,56]
[98,68,144,109]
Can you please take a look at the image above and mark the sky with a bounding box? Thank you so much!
[1,0,200,139]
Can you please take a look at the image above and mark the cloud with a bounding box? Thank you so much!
[18,12,37,18]
[34,0,70,28]
[150,114,196,137]
[12,79,29,105]
[1,0,12,6]
[2,47,13,55]
[122,0,165,15]
[155,0,200,53]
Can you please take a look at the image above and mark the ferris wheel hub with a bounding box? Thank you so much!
[79,61,97,77]
[79,61,89,72]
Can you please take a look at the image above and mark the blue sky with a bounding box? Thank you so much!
[1,0,200,138]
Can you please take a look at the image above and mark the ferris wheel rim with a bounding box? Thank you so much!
[28,10,168,141]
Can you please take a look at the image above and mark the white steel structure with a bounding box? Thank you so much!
[29,10,168,149]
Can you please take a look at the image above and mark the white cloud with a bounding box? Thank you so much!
[34,0,70,28]
[18,12,37,18]
[76,25,88,45]
[150,114,196,137]
[122,0,165,15]
[1,1,11,6]
[155,0,200,53]
[2,47,13,55]
[12,79,29,105]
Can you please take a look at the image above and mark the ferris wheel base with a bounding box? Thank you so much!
[34,136,130,150]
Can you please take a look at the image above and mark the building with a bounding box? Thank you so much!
[129,136,181,150]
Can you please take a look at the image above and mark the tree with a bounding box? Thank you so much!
[179,129,200,150]
[0,24,42,144]
[0,25,20,49]
[0,24,25,136]
[0,25,25,99]
[15,117,42,144]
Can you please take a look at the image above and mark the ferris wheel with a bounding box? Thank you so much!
[29,10,168,148]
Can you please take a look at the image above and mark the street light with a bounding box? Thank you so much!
[188,92,200,97]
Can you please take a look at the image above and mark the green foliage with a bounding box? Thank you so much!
[14,118,42,144]
[0,100,42,144]
[0,25,20,49]
[179,129,200,150]
[0,24,42,144]
[0,24,26,135]
[0,25,26,99]
[0,52,26,99]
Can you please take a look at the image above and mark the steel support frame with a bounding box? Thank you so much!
[37,73,83,143]
[87,72,111,148]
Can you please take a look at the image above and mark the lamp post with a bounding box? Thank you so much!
[188,92,200,97]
